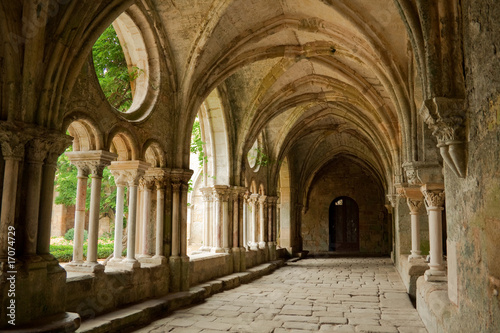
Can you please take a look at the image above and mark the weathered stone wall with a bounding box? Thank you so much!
[301,157,390,254]
[425,1,500,332]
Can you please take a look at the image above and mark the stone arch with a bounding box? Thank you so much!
[64,116,104,151]
[258,183,266,196]
[143,140,167,168]
[107,127,139,161]
[197,88,231,185]
[250,180,258,194]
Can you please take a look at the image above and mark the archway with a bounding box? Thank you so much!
[329,196,359,252]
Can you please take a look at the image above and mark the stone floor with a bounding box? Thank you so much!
[133,258,428,333]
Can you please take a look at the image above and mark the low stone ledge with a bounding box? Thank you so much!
[76,259,285,333]
[416,276,457,333]
[398,254,428,300]
[2,312,80,333]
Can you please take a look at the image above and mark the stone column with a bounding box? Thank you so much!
[407,196,424,260]
[171,180,181,257]
[152,169,169,264]
[65,151,117,272]
[267,196,278,260]
[0,132,26,261]
[212,185,229,253]
[422,184,446,281]
[249,193,260,250]
[110,172,126,262]
[68,163,90,266]
[37,136,72,259]
[258,195,268,250]
[139,177,155,258]
[200,187,213,251]
[23,138,51,258]
[242,191,249,249]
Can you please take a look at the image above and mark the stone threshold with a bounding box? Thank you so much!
[76,260,285,333]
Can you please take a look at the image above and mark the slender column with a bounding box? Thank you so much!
[407,197,424,260]
[180,171,192,257]
[126,181,139,263]
[422,184,446,281]
[154,177,166,258]
[37,136,72,257]
[200,187,213,251]
[171,181,181,257]
[140,177,154,257]
[212,186,229,253]
[70,164,90,264]
[110,172,126,262]
[0,133,26,260]
[242,192,249,249]
[249,193,259,250]
[258,195,267,249]
[86,165,105,265]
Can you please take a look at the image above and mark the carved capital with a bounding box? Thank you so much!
[200,187,213,201]
[25,138,52,164]
[0,132,27,160]
[213,185,230,202]
[407,198,424,214]
[421,184,445,208]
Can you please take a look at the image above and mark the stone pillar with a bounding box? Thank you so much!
[37,136,72,259]
[65,151,117,272]
[267,196,278,260]
[242,191,249,249]
[200,187,213,251]
[0,132,26,261]
[249,193,260,250]
[169,169,192,292]
[110,161,148,270]
[421,184,446,282]
[139,177,155,258]
[407,196,424,260]
[212,185,229,253]
[258,195,267,250]
[152,169,169,264]
[110,172,126,262]
[68,163,90,266]
[23,138,51,258]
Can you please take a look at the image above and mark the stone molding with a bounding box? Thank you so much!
[420,98,466,178]
[108,160,150,186]
[402,161,444,186]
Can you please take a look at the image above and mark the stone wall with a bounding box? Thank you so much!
[301,157,390,254]
[427,1,500,332]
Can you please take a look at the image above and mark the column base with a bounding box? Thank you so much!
[258,241,267,249]
[424,269,447,282]
[250,243,259,251]
[232,247,241,272]
[200,246,211,252]
[64,261,105,273]
[1,312,80,333]
[211,247,225,254]
[408,254,424,262]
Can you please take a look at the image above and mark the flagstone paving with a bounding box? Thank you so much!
[133,258,428,333]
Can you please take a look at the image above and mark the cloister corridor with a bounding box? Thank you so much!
[131,258,427,333]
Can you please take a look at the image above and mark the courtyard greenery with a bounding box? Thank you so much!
[50,236,124,263]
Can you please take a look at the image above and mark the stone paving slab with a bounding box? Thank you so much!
[133,258,428,332]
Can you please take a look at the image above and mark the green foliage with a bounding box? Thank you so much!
[49,243,125,262]
[92,24,143,112]
[64,228,88,242]
[54,152,78,206]
[248,147,271,167]
[54,146,126,223]
[190,118,206,168]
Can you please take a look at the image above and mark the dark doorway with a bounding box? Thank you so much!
[329,196,359,251]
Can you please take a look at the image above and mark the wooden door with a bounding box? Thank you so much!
[329,197,359,251]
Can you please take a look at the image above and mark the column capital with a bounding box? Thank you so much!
[145,167,170,189]
[402,161,444,186]
[249,193,260,204]
[421,184,445,208]
[386,194,400,208]
[407,198,424,214]
[66,150,118,177]
[108,160,149,186]
[0,131,28,160]
[213,185,230,202]
[45,134,73,166]
[266,196,279,204]
[259,195,268,206]
[200,187,214,201]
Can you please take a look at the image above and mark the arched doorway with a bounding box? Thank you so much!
[329,196,359,251]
